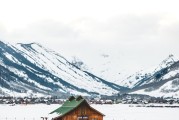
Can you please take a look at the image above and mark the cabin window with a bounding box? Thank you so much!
[77,116,88,120]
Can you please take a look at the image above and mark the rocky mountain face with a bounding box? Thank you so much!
[0,41,127,97]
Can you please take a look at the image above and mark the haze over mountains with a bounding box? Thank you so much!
[0,40,179,98]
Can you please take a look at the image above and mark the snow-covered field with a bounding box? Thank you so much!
[0,104,178,120]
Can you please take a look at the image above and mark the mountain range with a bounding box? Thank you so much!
[0,41,127,97]
[0,40,179,98]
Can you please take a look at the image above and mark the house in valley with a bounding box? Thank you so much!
[50,96,104,120]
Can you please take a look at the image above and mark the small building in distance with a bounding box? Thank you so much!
[50,96,104,120]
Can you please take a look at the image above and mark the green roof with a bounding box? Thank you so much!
[50,96,85,116]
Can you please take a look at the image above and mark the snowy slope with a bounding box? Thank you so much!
[1,40,179,97]
[69,53,133,87]
[129,56,179,97]
[70,53,179,96]
[120,55,178,88]
[0,40,128,97]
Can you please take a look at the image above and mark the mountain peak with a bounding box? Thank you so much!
[159,54,178,69]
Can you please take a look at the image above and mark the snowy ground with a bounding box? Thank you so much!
[0,104,178,120]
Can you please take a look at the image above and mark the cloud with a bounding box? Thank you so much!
[0,14,177,44]
[0,14,179,58]
[0,24,7,40]
[64,14,162,44]
[159,22,179,42]
[0,20,79,44]
[107,15,161,41]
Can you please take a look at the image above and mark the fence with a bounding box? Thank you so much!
[0,117,49,120]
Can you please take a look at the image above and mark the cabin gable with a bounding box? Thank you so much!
[54,101,103,120]
[51,96,104,120]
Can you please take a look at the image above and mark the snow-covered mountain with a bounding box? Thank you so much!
[120,55,178,88]
[1,40,179,98]
[0,40,128,97]
[68,53,132,86]
[123,55,179,98]
[69,50,179,97]
[71,51,179,98]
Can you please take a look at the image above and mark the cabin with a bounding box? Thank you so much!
[50,96,104,120]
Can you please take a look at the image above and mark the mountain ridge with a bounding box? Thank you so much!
[1,40,179,98]
[0,40,127,97]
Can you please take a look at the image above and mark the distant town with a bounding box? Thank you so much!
[0,94,179,106]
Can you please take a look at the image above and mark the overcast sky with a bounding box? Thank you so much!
[0,0,179,72]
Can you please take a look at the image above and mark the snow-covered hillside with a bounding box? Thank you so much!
[132,61,179,98]
[72,50,179,97]
[0,40,127,97]
[120,55,178,88]
[125,55,179,97]
[1,40,179,98]
[69,53,134,86]
[70,52,179,98]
